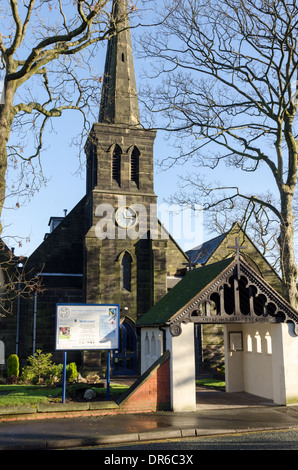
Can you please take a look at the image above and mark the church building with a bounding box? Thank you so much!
[0,0,295,390]
[6,0,188,375]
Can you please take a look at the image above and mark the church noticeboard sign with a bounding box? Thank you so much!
[55,304,120,351]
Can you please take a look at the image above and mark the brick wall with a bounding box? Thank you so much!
[118,350,171,412]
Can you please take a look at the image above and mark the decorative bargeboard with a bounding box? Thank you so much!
[168,257,298,337]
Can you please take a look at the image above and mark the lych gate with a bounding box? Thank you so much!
[138,250,298,411]
[168,255,298,337]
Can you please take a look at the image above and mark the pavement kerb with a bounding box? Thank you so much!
[0,401,120,421]
[2,425,298,451]
[2,402,298,450]
[45,433,141,450]
[0,428,250,451]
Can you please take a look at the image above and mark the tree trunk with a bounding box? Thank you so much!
[0,80,16,233]
[279,189,298,310]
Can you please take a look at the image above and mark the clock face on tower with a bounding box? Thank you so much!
[115,206,137,228]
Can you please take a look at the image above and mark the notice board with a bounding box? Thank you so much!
[55,303,120,351]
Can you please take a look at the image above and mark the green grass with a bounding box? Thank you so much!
[0,385,63,406]
[196,378,226,390]
[93,383,129,398]
[0,383,130,407]
[0,380,225,407]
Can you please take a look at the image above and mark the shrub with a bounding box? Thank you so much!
[67,362,78,382]
[21,350,56,385]
[216,364,225,375]
[7,375,18,384]
[55,363,64,382]
[21,352,78,385]
[21,367,35,384]
[7,354,19,378]
[50,362,77,383]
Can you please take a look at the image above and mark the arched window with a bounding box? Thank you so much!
[265,331,272,355]
[145,333,149,355]
[151,332,156,355]
[247,334,253,352]
[130,146,140,187]
[121,252,132,291]
[112,144,121,186]
[255,331,262,353]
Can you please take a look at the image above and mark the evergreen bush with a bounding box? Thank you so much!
[21,350,56,385]
[21,351,78,385]
[7,354,19,378]
[67,362,78,382]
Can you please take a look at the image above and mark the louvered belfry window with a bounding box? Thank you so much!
[112,144,121,185]
[131,146,140,187]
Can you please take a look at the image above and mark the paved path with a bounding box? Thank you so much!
[1,388,298,450]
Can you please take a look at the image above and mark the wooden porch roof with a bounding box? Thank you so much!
[137,256,298,337]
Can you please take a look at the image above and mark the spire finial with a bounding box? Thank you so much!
[99,0,140,126]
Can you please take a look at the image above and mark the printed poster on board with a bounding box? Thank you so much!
[56,304,120,351]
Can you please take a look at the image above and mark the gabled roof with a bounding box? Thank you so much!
[137,255,298,336]
[186,222,282,294]
[137,257,233,327]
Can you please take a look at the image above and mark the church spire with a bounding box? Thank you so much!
[99,0,140,126]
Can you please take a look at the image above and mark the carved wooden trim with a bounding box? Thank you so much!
[168,257,298,336]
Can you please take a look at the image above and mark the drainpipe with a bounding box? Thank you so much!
[15,263,24,356]
[33,292,37,356]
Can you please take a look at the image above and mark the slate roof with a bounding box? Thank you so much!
[137,257,234,327]
[186,233,226,265]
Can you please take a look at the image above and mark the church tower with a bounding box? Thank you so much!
[84,0,171,372]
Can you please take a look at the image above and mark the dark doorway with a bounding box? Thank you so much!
[112,321,137,375]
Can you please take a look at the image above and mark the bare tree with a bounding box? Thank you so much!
[0,0,152,315]
[0,0,148,225]
[140,0,298,308]
[0,240,42,316]
[168,174,282,269]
